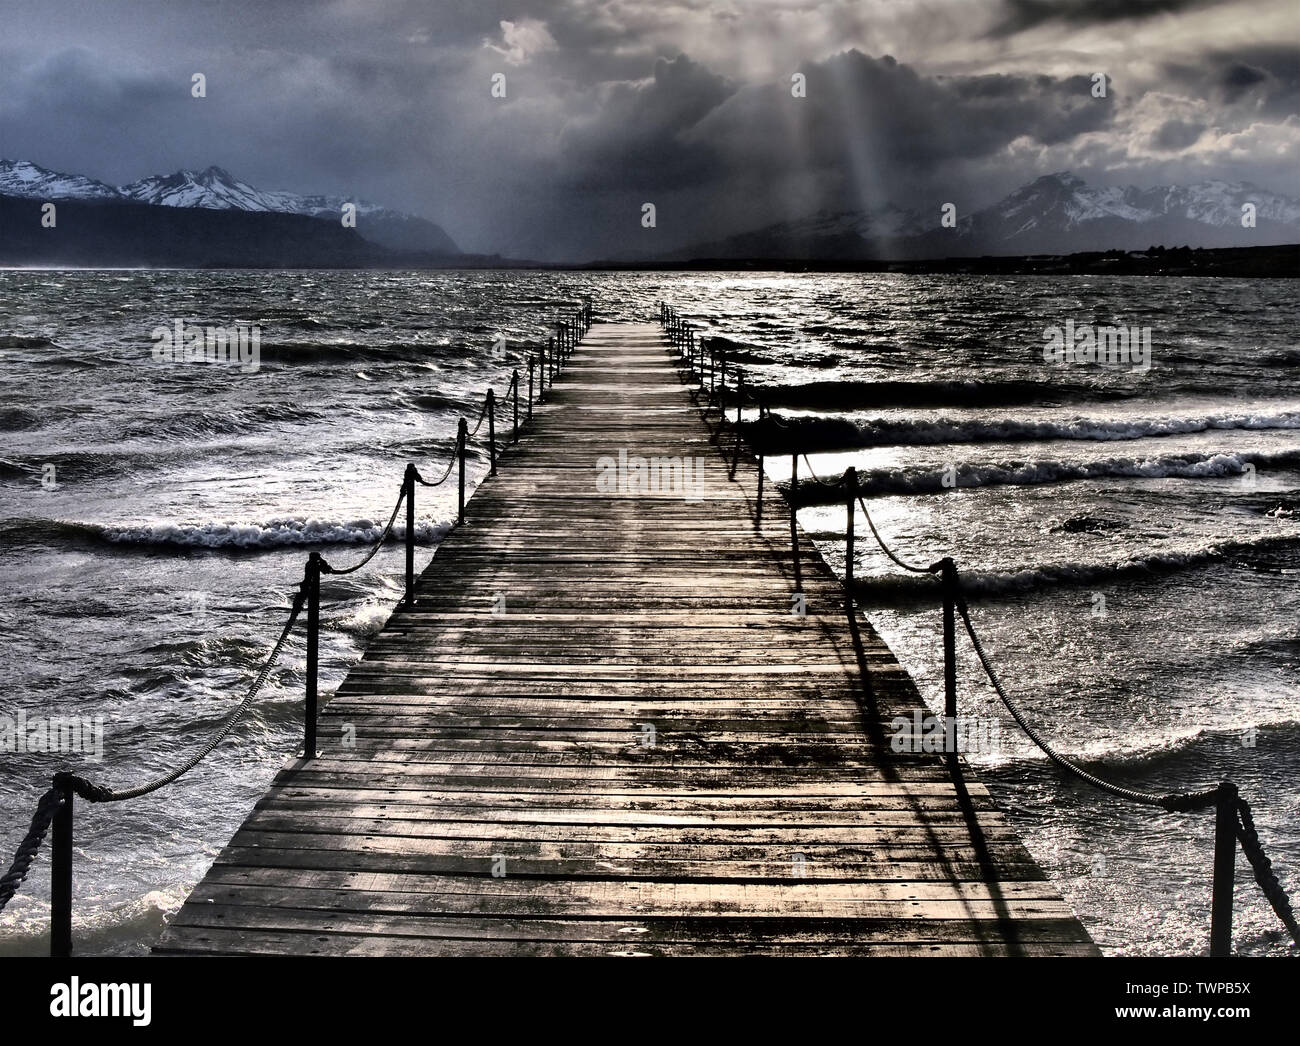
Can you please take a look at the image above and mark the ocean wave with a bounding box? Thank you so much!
[790,448,1300,501]
[699,335,770,364]
[0,450,175,483]
[1261,349,1300,368]
[0,458,39,480]
[764,408,1300,451]
[406,392,466,412]
[261,340,452,364]
[121,403,323,439]
[849,533,1300,600]
[0,334,59,349]
[2,515,452,552]
[753,378,1129,410]
[0,407,45,432]
[988,717,1300,775]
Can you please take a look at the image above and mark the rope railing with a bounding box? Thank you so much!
[413,457,455,488]
[0,300,595,957]
[658,299,1299,957]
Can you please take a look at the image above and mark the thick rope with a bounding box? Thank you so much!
[856,496,936,575]
[1234,797,1300,946]
[799,453,845,490]
[0,586,305,910]
[318,486,406,576]
[0,787,65,913]
[66,587,306,804]
[953,579,1217,814]
[413,458,454,488]
[468,393,491,437]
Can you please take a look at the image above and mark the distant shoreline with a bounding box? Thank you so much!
[1,242,1296,277]
[581,243,1300,278]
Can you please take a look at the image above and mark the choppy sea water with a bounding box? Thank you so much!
[0,270,1296,956]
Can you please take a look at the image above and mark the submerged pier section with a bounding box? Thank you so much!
[155,322,1097,956]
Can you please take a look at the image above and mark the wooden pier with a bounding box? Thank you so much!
[155,322,1097,956]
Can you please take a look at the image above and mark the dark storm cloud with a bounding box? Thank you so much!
[987,0,1226,37]
[556,55,735,191]
[1150,118,1205,151]
[1222,63,1269,91]
[680,51,1112,209]
[1161,45,1300,116]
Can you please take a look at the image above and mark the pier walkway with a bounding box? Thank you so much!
[154,322,1096,956]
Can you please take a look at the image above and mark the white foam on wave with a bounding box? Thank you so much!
[975,716,1300,772]
[852,408,1300,447]
[96,515,452,549]
[860,448,1300,495]
[856,530,1300,598]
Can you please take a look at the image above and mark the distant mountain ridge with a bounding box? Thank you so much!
[0,160,458,255]
[666,172,1300,262]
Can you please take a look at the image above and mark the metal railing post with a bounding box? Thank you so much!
[457,417,467,524]
[512,370,519,443]
[845,467,856,614]
[736,372,744,426]
[528,356,534,416]
[548,337,555,386]
[940,556,958,735]
[487,388,497,476]
[50,773,73,958]
[404,464,415,609]
[305,551,321,759]
[790,453,802,592]
[1211,780,1239,956]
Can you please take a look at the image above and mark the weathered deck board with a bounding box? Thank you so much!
[155,322,1096,956]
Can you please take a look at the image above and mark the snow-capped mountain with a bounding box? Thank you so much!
[0,159,123,203]
[0,160,458,255]
[118,165,459,254]
[668,171,1300,261]
[117,165,306,211]
[943,171,1300,253]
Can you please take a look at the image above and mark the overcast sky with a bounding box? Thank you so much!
[1,0,1297,260]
